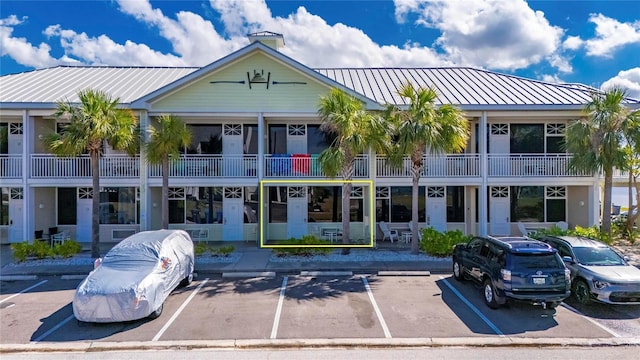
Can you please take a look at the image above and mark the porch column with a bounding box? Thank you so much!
[139,111,150,231]
[257,112,264,179]
[478,112,488,236]
[22,111,33,242]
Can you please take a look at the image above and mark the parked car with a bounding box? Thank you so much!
[539,235,640,305]
[73,229,195,323]
[452,236,571,309]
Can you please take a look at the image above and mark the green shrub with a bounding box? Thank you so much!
[31,240,54,259]
[10,242,31,262]
[419,228,472,257]
[10,239,81,262]
[213,245,235,257]
[194,242,209,256]
[53,240,82,258]
[273,236,333,257]
[570,225,612,244]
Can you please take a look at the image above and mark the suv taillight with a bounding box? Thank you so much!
[501,269,511,281]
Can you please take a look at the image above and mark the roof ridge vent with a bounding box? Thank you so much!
[247,31,285,51]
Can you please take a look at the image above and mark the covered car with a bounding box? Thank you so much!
[73,229,194,322]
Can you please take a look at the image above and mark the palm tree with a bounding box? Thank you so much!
[144,114,192,229]
[621,106,640,233]
[46,89,138,258]
[385,83,469,254]
[565,87,635,235]
[317,88,391,254]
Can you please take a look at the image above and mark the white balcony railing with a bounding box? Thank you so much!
[376,154,480,178]
[488,154,591,177]
[0,155,22,178]
[264,154,369,178]
[31,154,92,178]
[23,153,603,180]
[148,155,258,178]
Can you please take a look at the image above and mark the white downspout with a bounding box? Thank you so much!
[479,112,488,236]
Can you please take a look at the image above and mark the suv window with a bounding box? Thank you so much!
[468,238,484,254]
[510,253,563,271]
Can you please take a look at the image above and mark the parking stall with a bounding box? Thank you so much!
[1,274,636,344]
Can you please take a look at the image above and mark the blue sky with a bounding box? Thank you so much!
[1,0,639,97]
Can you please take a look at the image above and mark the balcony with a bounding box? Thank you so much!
[263,154,368,178]
[488,154,590,177]
[148,155,258,178]
[18,153,599,181]
[0,155,22,178]
[376,154,479,178]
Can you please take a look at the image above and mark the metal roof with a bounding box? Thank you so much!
[314,67,600,107]
[0,66,198,104]
[3,61,635,109]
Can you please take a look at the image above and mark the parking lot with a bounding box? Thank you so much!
[1,273,639,344]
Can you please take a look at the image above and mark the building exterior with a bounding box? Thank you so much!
[1,32,637,245]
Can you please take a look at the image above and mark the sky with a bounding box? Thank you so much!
[1,0,640,98]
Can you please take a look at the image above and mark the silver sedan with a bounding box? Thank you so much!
[540,235,640,305]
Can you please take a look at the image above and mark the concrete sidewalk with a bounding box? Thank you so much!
[0,241,452,278]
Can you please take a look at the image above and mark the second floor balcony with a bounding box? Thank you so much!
[0,153,611,182]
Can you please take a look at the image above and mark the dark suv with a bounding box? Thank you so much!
[452,236,571,309]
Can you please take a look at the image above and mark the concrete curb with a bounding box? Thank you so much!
[2,337,639,353]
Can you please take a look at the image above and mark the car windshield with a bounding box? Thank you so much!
[572,247,625,266]
[510,253,562,271]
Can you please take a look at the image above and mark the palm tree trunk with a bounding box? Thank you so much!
[162,157,169,229]
[91,152,101,258]
[341,161,354,255]
[602,171,613,236]
[411,161,421,255]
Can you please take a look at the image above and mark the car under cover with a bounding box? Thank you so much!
[73,229,194,322]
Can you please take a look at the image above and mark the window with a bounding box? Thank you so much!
[546,123,565,154]
[510,186,566,222]
[510,124,543,153]
[99,187,138,224]
[187,125,222,154]
[307,186,341,223]
[0,123,7,154]
[268,186,287,223]
[511,186,544,222]
[307,125,331,154]
[58,188,77,225]
[390,186,424,222]
[376,187,390,222]
[447,186,465,222]
[269,125,287,154]
[168,188,185,224]
[0,188,8,225]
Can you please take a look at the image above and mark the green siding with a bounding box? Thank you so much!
[152,53,331,112]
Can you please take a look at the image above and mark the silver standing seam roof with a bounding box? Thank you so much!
[1,63,637,109]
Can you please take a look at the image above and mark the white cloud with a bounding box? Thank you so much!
[0,0,580,75]
[393,0,568,72]
[563,35,583,50]
[601,68,640,100]
[0,15,61,69]
[584,14,640,57]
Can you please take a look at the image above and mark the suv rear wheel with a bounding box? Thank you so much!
[483,278,499,309]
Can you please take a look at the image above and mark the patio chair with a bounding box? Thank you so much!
[379,221,399,243]
[517,222,533,237]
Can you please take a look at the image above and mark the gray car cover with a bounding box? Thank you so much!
[73,229,194,322]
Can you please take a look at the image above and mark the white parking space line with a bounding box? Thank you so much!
[361,276,391,338]
[440,277,504,337]
[0,280,48,304]
[31,314,74,343]
[152,278,209,342]
[561,303,622,338]
[270,276,288,339]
